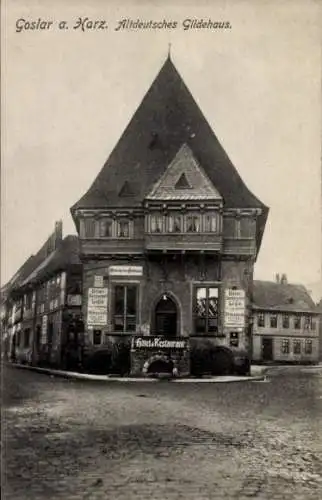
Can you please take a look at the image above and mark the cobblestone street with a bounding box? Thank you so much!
[2,365,322,499]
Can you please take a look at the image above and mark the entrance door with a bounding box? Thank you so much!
[154,296,178,336]
[262,337,273,361]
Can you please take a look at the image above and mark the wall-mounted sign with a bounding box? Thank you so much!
[94,275,104,288]
[109,265,143,277]
[88,288,108,307]
[41,315,48,344]
[67,294,82,306]
[87,288,108,326]
[132,336,188,350]
[224,288,246,328]
[87,309,107,326]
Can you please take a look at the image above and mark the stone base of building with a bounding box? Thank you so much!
[130,348,190,377]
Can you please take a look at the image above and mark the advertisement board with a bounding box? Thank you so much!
[224,289,246,328]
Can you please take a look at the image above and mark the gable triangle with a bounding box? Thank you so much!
[175,173,191,190]
[146,143,222,201]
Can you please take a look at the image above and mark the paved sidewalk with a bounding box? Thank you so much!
[9,363,265,383]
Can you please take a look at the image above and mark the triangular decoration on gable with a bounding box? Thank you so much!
[146,143,222,201]
[119,181,133,197]
[175,173,191,190]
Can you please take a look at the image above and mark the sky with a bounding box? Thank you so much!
[2,0,322,300]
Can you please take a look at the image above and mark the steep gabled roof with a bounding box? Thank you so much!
[1,255,37,300]
[71,57,268,248]
[253,280,317,313]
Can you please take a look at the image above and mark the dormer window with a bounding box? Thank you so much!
[117,220,130,238]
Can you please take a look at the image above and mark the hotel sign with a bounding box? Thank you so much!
[109,265,143,277]
[224,289,246,328]
[132,336,188,350]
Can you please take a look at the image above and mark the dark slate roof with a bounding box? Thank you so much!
[16,236,81,291]
[71,57,269,250]
[253,280,317,313]
[1,255,38,300]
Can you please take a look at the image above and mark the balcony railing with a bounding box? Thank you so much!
[223,237,256,256]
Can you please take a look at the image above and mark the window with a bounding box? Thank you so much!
[294,314,301,329]
[281,339,290,354]
[24,329,31,348]
[186,215,200,233]
[99,219,113,238]
[304,339,312,354]
[282,315,290,329]
[194,287,219,334]
[84,218,96,238]
[93,329,102,345]
[304,316,312,330]
[293,339,301,354]
[204,214,217,233]
[113,285,137,332]
[25,294,32,310]
[257,313,265,327]
[223,218,235,237]
[270,314,277,328]
[117,220,130,238]
[56,274,61,285]
[150,214,163,233]
[239,218,255,238]
[168,214,182,233]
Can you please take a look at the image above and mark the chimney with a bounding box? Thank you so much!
[275,273,280,283]
[280,274,288,285]
[54,220,63,248]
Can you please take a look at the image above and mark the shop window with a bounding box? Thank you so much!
[270,314,277,328]
[257,313,265,327]
[194,287,219,334]
[282,315,290,329]
[24,329,31,348]
[186,214,200,233]
[304,339,312,354]
[84,218,96,238]
[93,330,102,345]
[99,219,113,238]
[204,214,217,233]
[294,314,301,330]
[117,220,130,238]
[150,214,163,233]
[112,285,137,332]
[293,339,301,354]
[281,339,290,354]
[168,214,182,233]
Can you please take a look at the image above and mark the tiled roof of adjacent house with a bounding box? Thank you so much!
[253,280,317,313]
[71,57,268,250]
[1,255,38,299]
[16,236,81,291]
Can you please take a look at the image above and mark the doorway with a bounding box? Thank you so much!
[154,296,178,336]
[262,337,273,361]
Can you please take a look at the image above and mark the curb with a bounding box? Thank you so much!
[8,363,265,384]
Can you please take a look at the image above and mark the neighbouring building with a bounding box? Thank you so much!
[70,56,269,376]
[317,298,322,361]
[2,222,83,369]
[252,276,320,363]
